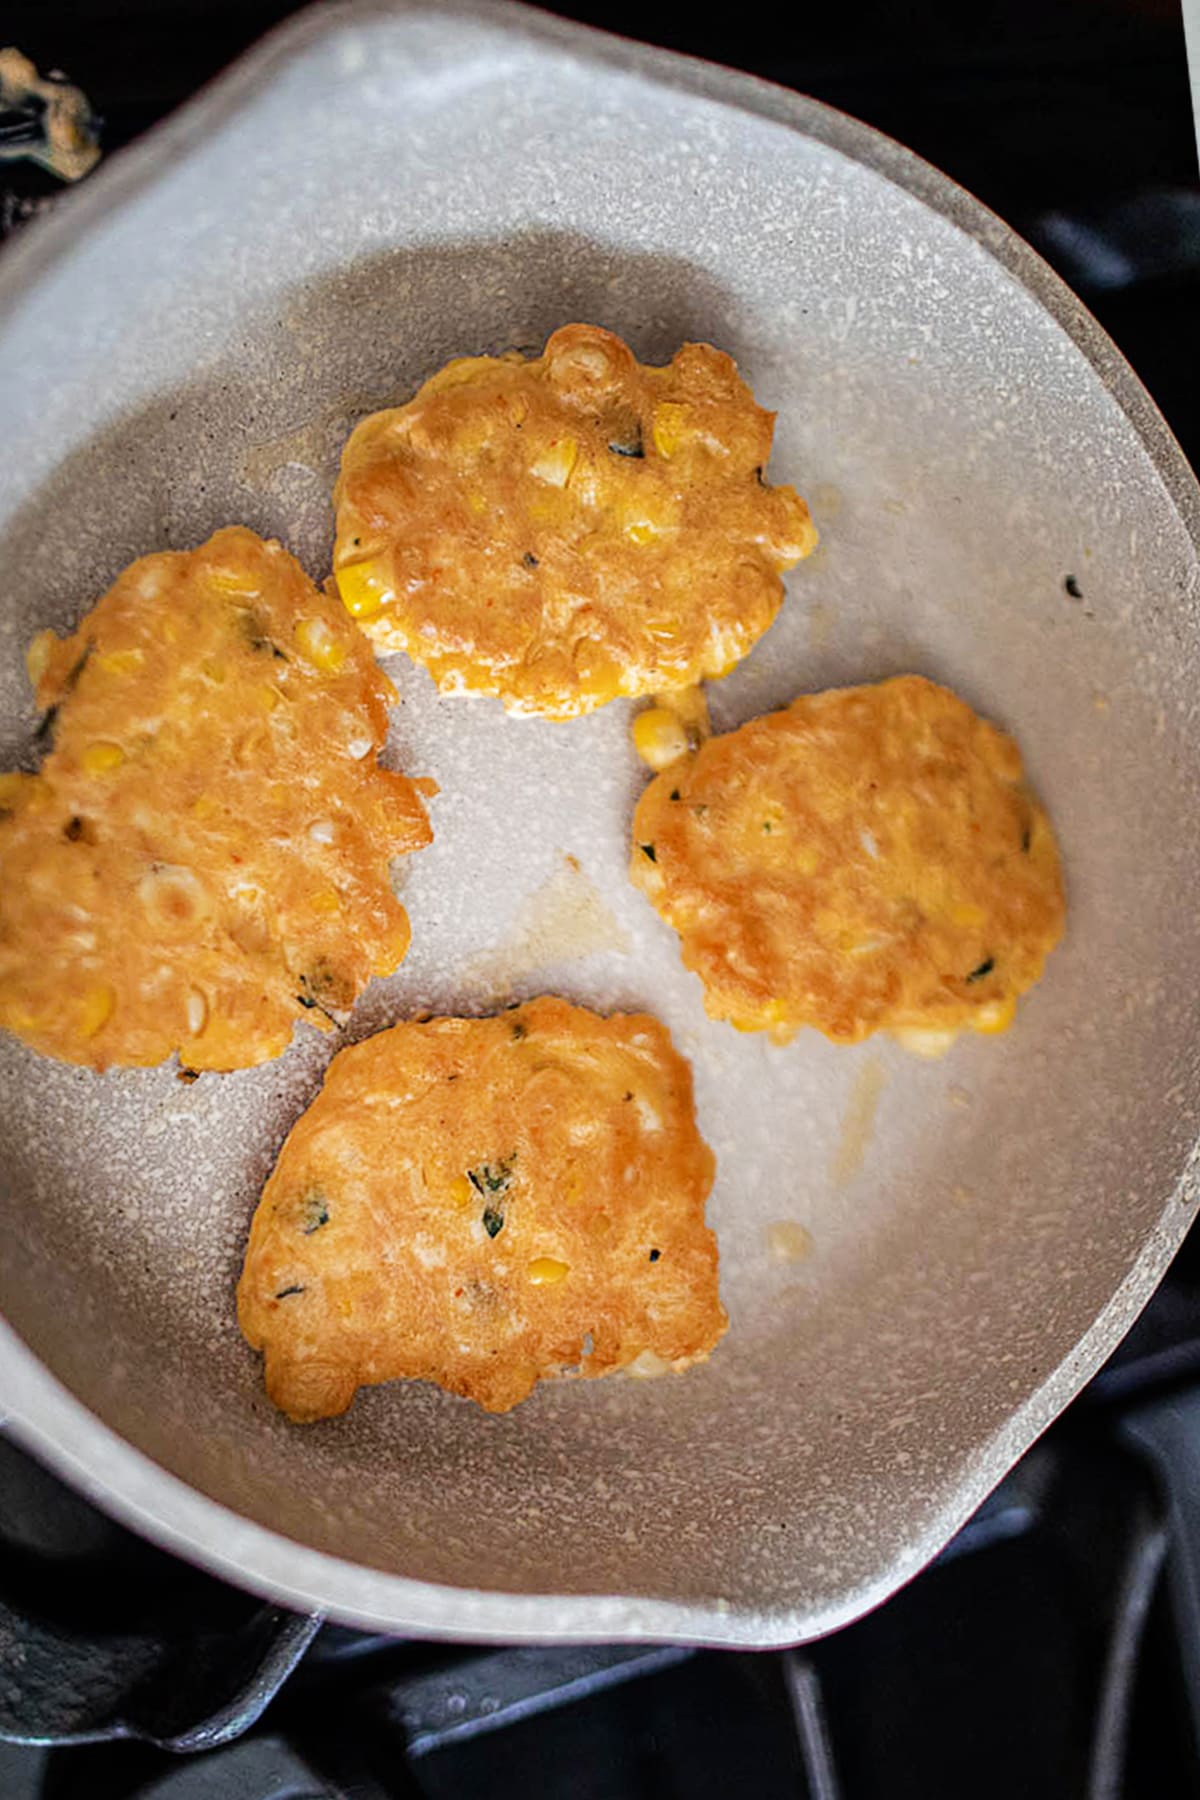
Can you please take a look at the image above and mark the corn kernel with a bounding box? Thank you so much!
[656,685,709,737]
[652,402,689,458]
[632,707,689,771]
[626,519,659,546]
[256,684,281,713]
[203,564,259,597]
[97,648,145,676]
[336,559,393,621]
[201,658,227,685]
[530,436,578,488]
[191,794,218,820]
[25,629,56,687]
[573,654,622,705]
[948,901,985,929]
[137,865,211,931]
[448,1175,474,1211]
[973,995,1017,1035]
[81,741,125,776]
[778,493,819,562]
[527,1256,570,1286]
[78,984,115,1039]
[294,617,347,673]
[370,920,411,977]
[309,887,341,915]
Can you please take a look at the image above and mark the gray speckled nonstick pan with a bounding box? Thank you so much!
[1,0,1199,1647]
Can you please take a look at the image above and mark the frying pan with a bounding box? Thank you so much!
[1,0,1198,1648]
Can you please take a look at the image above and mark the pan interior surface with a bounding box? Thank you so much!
[1,3,1198,1641]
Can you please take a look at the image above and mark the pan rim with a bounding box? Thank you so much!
[0,0,1198,1647]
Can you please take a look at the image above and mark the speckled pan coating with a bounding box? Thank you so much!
[1,0,1198,1647]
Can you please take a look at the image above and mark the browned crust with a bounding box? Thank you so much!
[332,323,816,717]
[237,996,725,1417]
[631,675,1065,1043]
[0,527,431,1070]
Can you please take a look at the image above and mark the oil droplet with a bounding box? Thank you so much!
[766,1220,813,1264]
[460,855,630,1002]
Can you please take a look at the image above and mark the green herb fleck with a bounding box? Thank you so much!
[608,426,644,459]
[966,958,995,983]
[1021,826,1032,854]
[640,843,657,862]
[35,627,92,742]
[762,820,774,834]
[300,1191,330,1234]
[649,1248,661,1263]
[468,1155,515,1237]
[468,1156,516,1195]
[523,551,539,569]
[1064,574,1083,600]
[297,961,351,1020]
[237,608,288,661]
[275,1284,305,1300]
[511,1020,528,1041]
[669,789,681,802]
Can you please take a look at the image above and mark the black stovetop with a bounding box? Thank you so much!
[1,4,1198,1796]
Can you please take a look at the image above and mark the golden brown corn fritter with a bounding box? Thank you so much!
[238,996,725,1418]
[333,323,816,718]
[632,676,1065,1048]
[0,527,431,1071]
